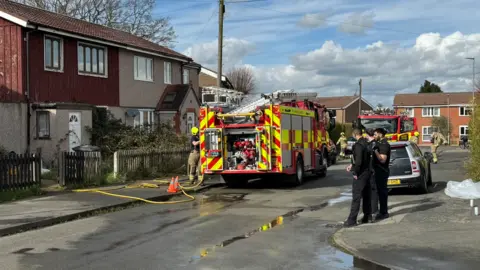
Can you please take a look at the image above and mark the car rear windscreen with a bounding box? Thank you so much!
[391,146,409,159]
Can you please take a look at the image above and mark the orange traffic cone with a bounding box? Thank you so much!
[167,177,178,193]
[173,176,179,190]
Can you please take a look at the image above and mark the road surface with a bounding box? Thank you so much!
[0,150,467,270]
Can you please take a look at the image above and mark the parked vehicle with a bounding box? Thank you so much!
[199,91,336,187]
[354,110,418,142]
[387,141,433,194]
[345,137,356,156]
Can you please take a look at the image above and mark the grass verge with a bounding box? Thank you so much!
[0,186,44,203]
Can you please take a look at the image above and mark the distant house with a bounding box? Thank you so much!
[0,1,200,162]
[199,67,235,91]
[393,92,477,144]
[316,96,374,124]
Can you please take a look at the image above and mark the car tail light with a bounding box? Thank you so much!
[411,160,420,173]
[391,134,398,141]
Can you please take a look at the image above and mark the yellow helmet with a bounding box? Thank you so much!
[414,131,419,136]
[191,127,199,135]
[340,132,345,136]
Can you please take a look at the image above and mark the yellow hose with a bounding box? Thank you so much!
[72,176,205,204]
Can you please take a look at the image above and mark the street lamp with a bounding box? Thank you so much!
[466,57,475,100]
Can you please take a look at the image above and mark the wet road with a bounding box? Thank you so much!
[0,149,467,270]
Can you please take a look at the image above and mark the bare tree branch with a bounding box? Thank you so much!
[17,0,176,47]
[226,67,256,94]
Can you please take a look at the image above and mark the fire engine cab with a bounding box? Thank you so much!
[198,91,336,188]
[354,110,418,142]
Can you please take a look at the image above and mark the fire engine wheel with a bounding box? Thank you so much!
[291,156,305,186]
[221,175,248,188]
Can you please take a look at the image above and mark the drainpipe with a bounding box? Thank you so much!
[25,28,38,154]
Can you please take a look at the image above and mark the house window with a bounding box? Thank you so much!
[422,126,439,142]
[183,69,189,84]
[422,107,440,117]
[459,125,469,137]
[164,62,172,84]
[459,106,472,116]
[78,43,107,76]
[403,108,414,117]
[36,111,50,139]
[186,112,195,134]
[134,110,155,127]
[44,36,63,71]
[134,56,153,81]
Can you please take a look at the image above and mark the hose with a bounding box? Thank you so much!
[72,176,205,204]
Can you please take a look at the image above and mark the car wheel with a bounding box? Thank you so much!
[418,174,430,194]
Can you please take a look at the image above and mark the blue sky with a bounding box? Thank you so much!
[154,0,480,106]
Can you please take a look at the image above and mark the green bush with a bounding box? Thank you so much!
[329,123,353,144]
[466,100,480,182]
[87,107,188,158]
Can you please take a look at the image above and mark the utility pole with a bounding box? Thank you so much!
[217,0,225,87]
[358,79,362,115]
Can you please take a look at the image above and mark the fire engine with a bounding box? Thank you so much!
[198,91,336,188]
[354,110,418,142]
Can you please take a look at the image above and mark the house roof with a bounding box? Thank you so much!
[0,0,191,61]
[156,84,198,111]
[316,96,373,109]
[200,67,235,89]
[393,92,479,107]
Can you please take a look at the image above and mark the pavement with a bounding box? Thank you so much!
[0,178,219,237]
[0,150,475,269]
[333,151,480,270]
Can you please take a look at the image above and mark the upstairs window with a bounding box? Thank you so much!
[44,36,63,71]
[134,56,153,81]
[164,62,172,84]
[459,106,472,116]
[422,107,440,117]
[403,108,414,117]
[78,43,106,76]
[183,69,189,84]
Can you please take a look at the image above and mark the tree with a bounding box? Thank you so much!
[431,116,451,143]
[226,67,256,94]
[419,80,443,93]
[17,0,176,47]
[467,99,480,182]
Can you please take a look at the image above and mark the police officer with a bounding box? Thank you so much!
[337,132,348,159]
[373,128,391,220]
[344,128,372,227]
[365,129,378,219]
[188,127,202,184]
[431,131,447,164]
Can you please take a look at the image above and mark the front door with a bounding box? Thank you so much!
[69,112,82,151]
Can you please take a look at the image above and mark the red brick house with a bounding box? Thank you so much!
[0,1,199,161]
[393,92,478,144]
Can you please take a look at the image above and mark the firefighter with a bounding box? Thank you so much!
[337,132,348,159]
[188,127,202,184]
[431,131,447,164]
[409,131,420,144]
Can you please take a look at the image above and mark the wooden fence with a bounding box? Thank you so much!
[59,152,102,186]
[113,147,190,177]
[0,154,41,192]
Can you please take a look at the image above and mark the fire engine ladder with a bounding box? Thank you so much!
[229,89,295,114]
[229,90,318,113]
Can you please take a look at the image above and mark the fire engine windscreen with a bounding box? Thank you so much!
[359,118,398,133]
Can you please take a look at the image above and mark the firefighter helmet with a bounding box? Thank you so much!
[340,132,345,136]
[414,131,419,137]
[191,127,199,135]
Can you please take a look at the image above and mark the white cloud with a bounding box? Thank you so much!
[297,13,327,28]
[338,12,375,34]
[183,38,256,69]
[247,32,480,106]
